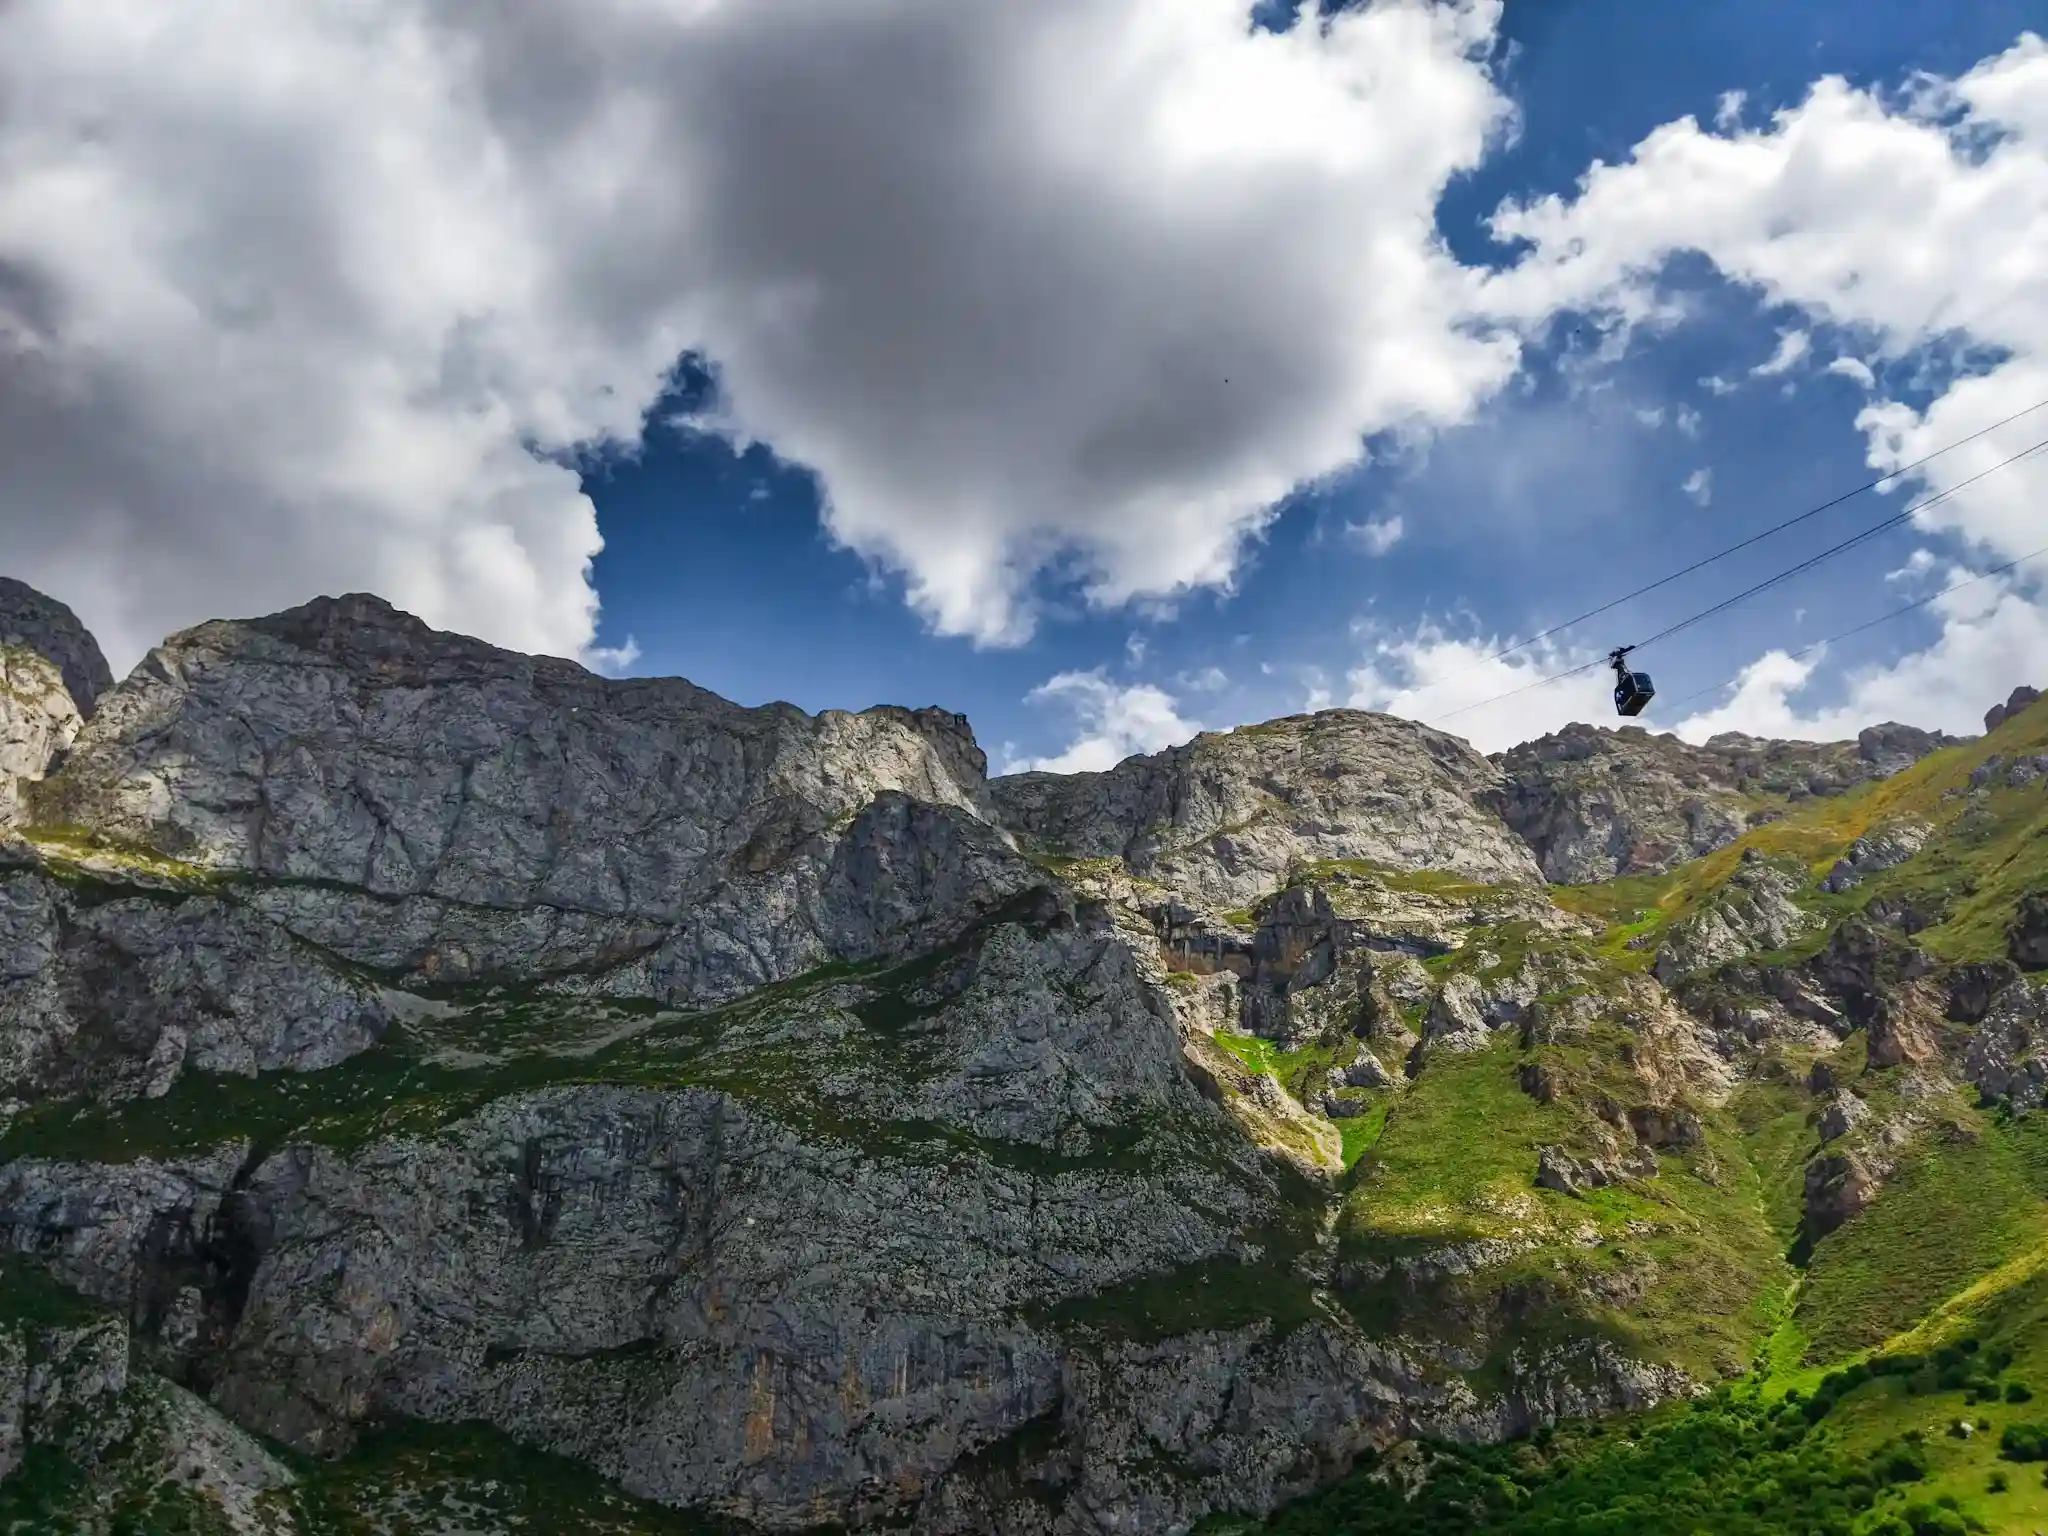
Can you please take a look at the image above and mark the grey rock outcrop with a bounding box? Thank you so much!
[1962,981,2048,1113]
[991,710,1542,911]
[1985,684,2042,734]
[1419,973,1493,1056]
[0,860,390,1105]
[0,577,114,719]
[1821,819,1930,893]
[1496,722,1952,884]
[1534,1143,1657,1197]
[0,899,1324,1529]
[1804,1148,1882,1239]
[1652,855,1816,984]
[0,648,79,828]
[34,594,1030,1003]
[1817,1092,1870,1143]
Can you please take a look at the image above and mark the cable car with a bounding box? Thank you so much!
[1609,646,1654,717]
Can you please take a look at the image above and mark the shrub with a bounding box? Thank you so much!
[2007,1381,2033,1404]
[1988,1470,2009,1493]
[1998,1422,2048,1461]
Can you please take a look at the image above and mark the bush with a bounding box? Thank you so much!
[1988,1470,2009,1493]
[1874,1440,1930,1484]
[1998,1422,2048,1461]
[2006,1381,2033,1404]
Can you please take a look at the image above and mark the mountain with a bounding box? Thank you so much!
[0,584,2040,1535]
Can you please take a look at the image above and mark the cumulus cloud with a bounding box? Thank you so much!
[1478,33,2048,729]
[1829,356,1877,388]
[1007,670,1202,774]
[1346,620,1608,754]
[1680,468,1713,505]
[1483,34,2048,567]
[1751,328,1812,377]
[0,0,1529,670]
[1673,562,2048,741]
[1345,514,1406,555]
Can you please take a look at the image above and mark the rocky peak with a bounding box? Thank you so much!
[1494,720,1955,885]
[0,578,113,719]
[1985,683,2044,734]
[40,593,995,904]
[992,708,1542,910]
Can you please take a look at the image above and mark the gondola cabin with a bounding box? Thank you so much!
[1608,647,1654,717]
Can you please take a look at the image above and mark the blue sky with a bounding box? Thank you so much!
[2,0,2043,770]
[578,0,2048,766]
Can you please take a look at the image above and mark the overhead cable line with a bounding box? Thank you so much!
[1423,430,2048,726]
[1419,392,2048,691]
[1661,541,2048,717]
[1622,437,2048,653]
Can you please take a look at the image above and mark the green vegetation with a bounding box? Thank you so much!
[1798,1111,2048,1362]
[268,1418,758,1534]
[1290,858,1518,904]
[0,1444,240,1535]
[1037,1251,1327,1345]
[0,1251,113,1328]
[1218,1390,1964,1535]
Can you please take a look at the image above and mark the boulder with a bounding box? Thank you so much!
[1986,685,2042,734]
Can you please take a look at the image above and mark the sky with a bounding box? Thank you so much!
[0,0,2044,774]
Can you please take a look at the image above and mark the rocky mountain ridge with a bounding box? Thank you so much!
[0,585,2037,1536]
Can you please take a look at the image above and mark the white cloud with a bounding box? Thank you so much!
[1481,33,2048,732]
[1886,548,1940,584]
[1674,564,2048,741]
[1346,620,1608,754]
[584,637,644,676]
[1177,665,1230,692]
[1676,404,1703,437]
[1634,406,1666,427]
[1007,670,1202,774]
[1344,513,1406,555]
[0,0,1531,669]
[1828,356,1877,388]
[1751,327,1812,377]
[1125,632,1149,667]
[1681,468,1713,505]
[1700,375,1740,396]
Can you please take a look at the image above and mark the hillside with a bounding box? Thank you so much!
[0,584,2040,1534]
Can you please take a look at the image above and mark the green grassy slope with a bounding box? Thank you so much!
[1235,701,2048,1531]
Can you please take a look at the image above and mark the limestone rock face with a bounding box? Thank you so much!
[0,860,390,1104]
[1821,819,1931,893]
[0,577,114,719]
[1495,722,1952,884]
[1962,981,2048,1114]
[0,902,1317,1528]
[0,648,80,828]
[991,710,1543,910]
[12,582,2037,1531]
[1652,855,1817,984]
[35,594,1026,1002]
